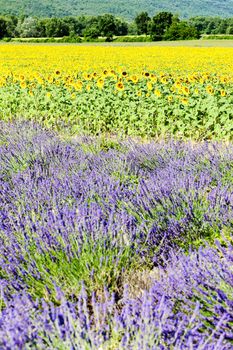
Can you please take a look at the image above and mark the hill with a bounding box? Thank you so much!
[0,0,233,19]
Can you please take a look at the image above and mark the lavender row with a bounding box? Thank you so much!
[1,241,232,349]
[0,121,233,348]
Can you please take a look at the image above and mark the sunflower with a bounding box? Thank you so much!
[92,72,98,79]
[74,80,83,91]
[130,75,139,84]
[174,81,181,89]
[147,82,153,91]
[150,74,157,82]
[206,85,214,95]
[167,95,173,102]
[20,81,27,89]
[97,78,104,89]
[116,82,124,91]
[83,73,92,81]
[154,89,161,97]
[160,77,168,84]
[220,76,228,84]
[37,77,44,85]
[220,90,226,97]
[181,98,188,105]
[47,76,54,84]
[182,86,190,95]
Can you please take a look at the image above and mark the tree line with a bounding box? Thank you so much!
[0,12,232,41]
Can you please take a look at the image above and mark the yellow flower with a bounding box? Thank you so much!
[160,77,168,84]
[46,92,51,98]
[116,82,124,91]
[147,82,153,91]
[174,81,181,89]
[130,75,139,84]
[28,90,33,96]
[137,90,142,97]
[167,95,173,102]
[74,80,83,90]
[92,72,98,79]
[47,76,54,84]
[97,78,104,89]
[154,89,161,97]
[220,90,226,97]
[206,85,214,95]
[188,75,196,83]
[103,70,109,76]
[37,77,44,85]
[220,76,228,84]
[181,98,188,105]
[86,84,91,92]
[150,74,157,82]
[20,81,27,89]
[182,86,190,95]
[83,72,92,81]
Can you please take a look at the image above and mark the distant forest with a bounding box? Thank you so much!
[0,0,233,19]
[0,12,233,41]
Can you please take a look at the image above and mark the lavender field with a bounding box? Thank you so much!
[0,121,232,349]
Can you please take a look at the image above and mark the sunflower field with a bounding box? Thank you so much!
[0,44,233,139]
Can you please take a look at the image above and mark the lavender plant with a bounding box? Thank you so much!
[0,121,232,349]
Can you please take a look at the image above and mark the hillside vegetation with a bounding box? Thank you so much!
[0,0,233,19]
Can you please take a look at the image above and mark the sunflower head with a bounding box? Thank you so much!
[154,89,161,97]
[206,85,214,95]
[220,90,226,97]
[181,98,188,105]
[97,78,104,89]
[130,75,139,84]
[116,82,124,91]
[20,81,27,89]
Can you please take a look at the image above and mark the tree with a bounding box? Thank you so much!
[163,21,200,40]
[150,12,174,41]
[16,17,42,38]
[189,16,209,33]
[226,25,233,34]
[3,15,18,37]
[45,18,69,37]
[135,12,150,35]
[0,17,8,39]
[115,18,128,36]
[83,25,100,39]
[216,19,228,34]
[98,14,117,39]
